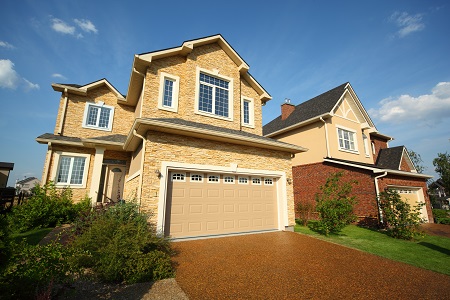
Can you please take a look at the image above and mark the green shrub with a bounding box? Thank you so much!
[433,209,450,224]
[0,215,11,269]
[0,239,82,299]
[296,202,314,226]
[69,202,174,283]
[7,182,86,233]
[379,190,424,240]
[308,172,357,236]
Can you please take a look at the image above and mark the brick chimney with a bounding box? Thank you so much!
[281,99,295,120]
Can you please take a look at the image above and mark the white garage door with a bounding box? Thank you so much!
[391,187,428,221]
[165,171,278,239]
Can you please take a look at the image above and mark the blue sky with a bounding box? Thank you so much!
[1,0,449,185]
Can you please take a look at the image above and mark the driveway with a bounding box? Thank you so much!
[173,231,450,299]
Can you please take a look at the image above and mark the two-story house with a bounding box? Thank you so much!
[263,82,433,224]
[37,35,306,239]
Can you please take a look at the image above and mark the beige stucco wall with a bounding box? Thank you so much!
[54,86,135,138]
[139,131,295,226]
[140,43,263,134]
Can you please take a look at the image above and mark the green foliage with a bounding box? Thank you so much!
[433,152,450,194]
[432,209,450,224]
[0,215,11,269]
[295,202,314,226]
[379,189,424,240]
[0,239,82,299]
[308,172,357,236]
[69,202,174,283]
[7,182,87,233]
[408,150,425,174]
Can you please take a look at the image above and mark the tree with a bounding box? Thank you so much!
[433,152,450,194]
[408,150,425,174]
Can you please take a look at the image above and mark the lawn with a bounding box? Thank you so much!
[11,227,53,245]
[295,225,450,275]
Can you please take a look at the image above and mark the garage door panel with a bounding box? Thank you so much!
[168,171,278,238]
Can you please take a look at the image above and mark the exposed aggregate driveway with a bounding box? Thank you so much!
[173,231,450,299]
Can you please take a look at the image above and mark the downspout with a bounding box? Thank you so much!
[57,88,68,135]
[374,171,388,224]
[132,129,146,210]
[319,117,330,158]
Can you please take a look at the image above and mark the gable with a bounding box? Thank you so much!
[333,91,367,124]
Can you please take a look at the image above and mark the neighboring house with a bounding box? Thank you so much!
[36,35,306,239]
[0,162,14,188]
[15,177,40,195]
[428,179,449,210]
[263,82,433,225]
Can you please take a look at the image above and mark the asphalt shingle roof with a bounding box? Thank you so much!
[36,133,127,144]
[375,146,405,170]
[263,82,348,136]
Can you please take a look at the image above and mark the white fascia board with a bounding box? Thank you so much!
[264,113,331,138]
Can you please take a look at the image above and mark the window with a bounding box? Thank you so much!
[190,174,203,182]
[252,177,261,185]
[53,153,90,187]
[195,68,233,120]
[158,72,179,112]
[224,176,235,184]
[337,128,357,152]
[238,177,248,184]
[172,173,185,181]
[264,178,273,185]
[241,97,254,127]
[208,175,219,183]
[362,133,370,157]
[83,102,114,131]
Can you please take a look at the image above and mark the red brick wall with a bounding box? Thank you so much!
[378,175,433,223]
[370,136,388,164]
[399,156,412,172]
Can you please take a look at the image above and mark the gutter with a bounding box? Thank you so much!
[265,113,331,138]
[132,129,146,209]
[57,88,68,135]
[373,171,387,224]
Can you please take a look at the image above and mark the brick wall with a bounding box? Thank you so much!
[370,135,388,164]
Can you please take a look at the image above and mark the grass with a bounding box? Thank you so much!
[295,224,450,275]
[11,227,54,245]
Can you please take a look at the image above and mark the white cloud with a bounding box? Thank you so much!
[23,78,40,91]
[51,18,76,35]
[390,11,425,37]
[369,82,450,125]
[0,59,39,91]
[52,73,67,80]
[0,59,20,89]
[74,19,98,33]
[0,41,15,49]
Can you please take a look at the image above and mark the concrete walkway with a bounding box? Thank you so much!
[173,231,450,299]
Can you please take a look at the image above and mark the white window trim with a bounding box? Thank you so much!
[158,72,180,113]
[241,96,255,128]
[207,174,220,184]
[82,101,115,132]
[336,126,359,154]
[252,177,262,185]
[238,176,249,184]
[264,178,274,185]
[362,133,370,157]
[51,151,90,188]
[224,176,235,184]
[171,172,186,182]
[194,67,234,121]
[190,173,204,183]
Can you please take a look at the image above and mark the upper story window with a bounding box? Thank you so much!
[83,102,114,131]
[337,127,357,152]
[195,68,233,120]
[158,72,179,112]
[241,97,254,127]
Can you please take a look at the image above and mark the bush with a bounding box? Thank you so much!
[296,202,314,226]
[0,215,11,269]
[379,190,424,240]
[308,172,357,236]
[7,182,88,233]
[69,202,174,283]
[433,209,450,224]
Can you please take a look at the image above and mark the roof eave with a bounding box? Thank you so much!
[264,113,332,138]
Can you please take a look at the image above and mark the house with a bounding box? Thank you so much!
[15,177,40,195]
[263,82,433,225]
[0,162,14,188]
[428,179,449,210]
[36,35,307,239]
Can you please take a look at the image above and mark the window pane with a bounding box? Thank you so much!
[215,88,229,117]
[70,157,85,184]
[163,79,174,107]
[199,84,213,113]
[87,106,99,126]
[57,157,71,183]
[98,107,110,128]
[243,101,250,124]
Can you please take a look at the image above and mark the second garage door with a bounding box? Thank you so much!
[165,171,278,239]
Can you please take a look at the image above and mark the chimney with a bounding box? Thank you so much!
[281,98,295,120]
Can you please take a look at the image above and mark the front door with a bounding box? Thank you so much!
[104,166,125,203]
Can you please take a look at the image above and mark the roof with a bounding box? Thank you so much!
[263,83,348,136]
[126,34,271,106]
[36,133,127,150]
[52,79,126,101]
[16,177,38,185]
[376,146,405,170]
[0,162,14,170]
[323,157,432,179]
[125,117,307,153]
